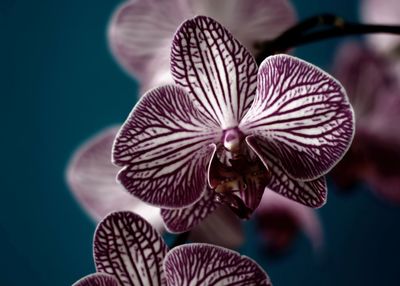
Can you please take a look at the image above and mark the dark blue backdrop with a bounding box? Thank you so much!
[2,0,400,285]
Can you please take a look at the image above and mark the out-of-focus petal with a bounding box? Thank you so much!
[94,212,167,286]
[256,190,323,253]
[72,273,119,286]
[246,127,327,208]
[361,0,400,53]
[241,54,354,180]
[66,127,163,231]
[189,205,245,249]
[171,16,258,129]
[108,0,189,82]
[164,244,272,286]
[160,188,219,233]
[113,85,220,208]
[108,0,296,91]
[189,0,296,54]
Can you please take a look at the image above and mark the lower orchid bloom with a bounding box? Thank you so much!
[112,16,355,233]
[332,41,400,202]
[73,211,272,286]
[108,0,296,93]
[256,190,323,256]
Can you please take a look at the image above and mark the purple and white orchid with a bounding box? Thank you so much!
[108,0,296,93]
[73,211,272,286]
[112,16,355,233]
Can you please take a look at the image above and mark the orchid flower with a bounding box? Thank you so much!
[108,0,296,93]
[256,190,323,256]
[73,211,272,286]
[332,41,400,202]
[112,16,355,233]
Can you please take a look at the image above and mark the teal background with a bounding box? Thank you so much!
[2,0,400,285]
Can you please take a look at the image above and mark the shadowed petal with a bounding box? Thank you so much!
[73,273,118,286]
[94,211,168,286]
[190,205,245,249]
[171,16,258,129]
[241,54,354,181]
[164,244,272,285]
[256,190,323,255]
[161,188,219,233]
[362,0,400,53]
[66,127,163,231]
[113,85,220,208]
[247,137,327,207]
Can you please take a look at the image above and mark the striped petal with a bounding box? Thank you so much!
[73,273,118,286]
[161,188,219,233]
[108,0,295,93]
[171,16,258,129]
[241,54,354,181]
[113,85,220,208]
[247,137,327,207]
[164,244,272,285]
[94,211,167,286]
[66,127,163,231]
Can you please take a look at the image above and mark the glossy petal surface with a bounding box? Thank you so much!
[241,54,354,180]
[113,85,220,208]
[362,0,400,53]
[247,137,327,207]
[171,16,258,129]
[66,127,163,230]
[164,244,271,286]
[161,188,219,233]
[73,273,118,286]
[94,212,167,286]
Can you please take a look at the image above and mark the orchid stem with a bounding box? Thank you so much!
[256,14,400,64]
[171,231,190,248]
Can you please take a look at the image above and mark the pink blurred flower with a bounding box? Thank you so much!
[361,0,400,54]
[332,41,400,203]
[108,0,296,93]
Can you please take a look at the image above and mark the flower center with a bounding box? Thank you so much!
[209,128,270,219]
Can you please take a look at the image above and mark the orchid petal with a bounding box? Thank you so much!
[113,85,220,208]
[190,205,244,249]
[108,0,189,83]
[361,0,400,53]
[72,273,118,286]
[66,127,163,231]
[171,16,258,129]
[94,211,167,286]
[189,0,296,54]
[164,244,272,286]
[257,191,323,252]
[161,188,219,233]
[108,0,295,93]
[247,137,327,207]
[241,54,354,180]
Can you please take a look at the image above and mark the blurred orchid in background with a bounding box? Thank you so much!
[331,0,400,203]
[256,190,323,256]
[113,16,354,232]
[108,0,296,93]
[73,211,272,286]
